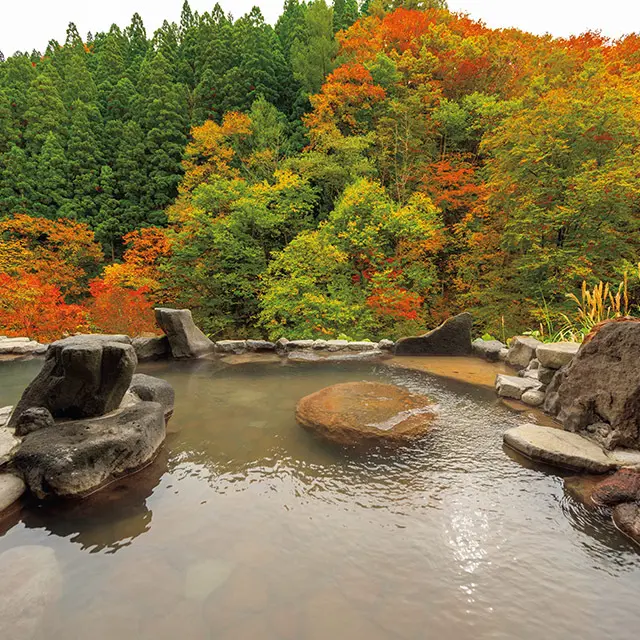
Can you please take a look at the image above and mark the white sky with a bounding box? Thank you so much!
[0,0,638,57]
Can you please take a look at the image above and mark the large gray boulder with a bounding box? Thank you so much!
[14,401,166,499]
[8,335,136,427]
[132,336,170,361]
[472,338,506,361]
[394,313,473,356]
[544,321,640,450]
[506,336,542,368]
[154,308,215,359]
[536,342,580,369]
[129,373,175,420]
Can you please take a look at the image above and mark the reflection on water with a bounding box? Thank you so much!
[0,358,639,640]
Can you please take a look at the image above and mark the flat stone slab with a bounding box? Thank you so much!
[504,424,616,473]
[0,406,12,428]
[296,382,436,447]
[0,474,25,513]
[287,350,387,363]
[215,340,247,355]
[536,342,580,369]
[495,374,542,400]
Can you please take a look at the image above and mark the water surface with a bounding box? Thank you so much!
[0,358,638,640]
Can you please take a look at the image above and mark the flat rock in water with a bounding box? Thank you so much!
[495,374,542,400]
[296,381,436,447]
[0,545,62,639]
[8,334,136,427]
[0,474,25,513]
[129,373,175,419]
[503,423,616,473]
[245,340,276,352]
[394,313,473,356]
[506,336,542,368]
[215,340,247,355]
[287,350,386,363]
[155,307,215,359]
[536,342,580,369]
[14,400,166,498]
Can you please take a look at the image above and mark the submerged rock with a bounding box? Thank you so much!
[503,423,615,473]
[14,401,166,499]
[591,468,640,506]
[544,321,640,450]
[155,307,215,359]
[132,335,170,361]
[536,342,580,370]
[506,336,542,368]
[0,474,25,513]
[8,334,136,427]
[394,312,473,356]
[0,545,62,639]
[296,381,436,447]
[612,503,640,545]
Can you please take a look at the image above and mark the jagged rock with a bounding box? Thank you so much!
[498,348,509,362]
[394,313,473,356]
[326,340,349,352]
[296,382,436,447]
[0,546,62,639]
[523,369,540,381]
[472,338,506,362]
[275,337,289,352]
[215,340,247,355]
[347,341,377,351]
[14,401,166,499]
[613,503,640,545]
[503,424,615,473]
[246,340,276,352]
[544,321,640,450]
[0,474,25,513]
[132,336,170,361]
[154,308,215,359]
[14,407,55,437]
[495,374,542,400]
[592,469,640,506]
[129,374,175,420]
[8,335,136,427]
[528,358,540,370]
[537,366,556,385]
[536,342,580,369]
[506,336,543,368]
[378,339,395,351]
[521,389,546,407]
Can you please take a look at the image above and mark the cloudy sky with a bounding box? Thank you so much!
[1,0,638,57]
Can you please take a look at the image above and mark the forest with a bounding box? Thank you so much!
[1,0,639,342]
